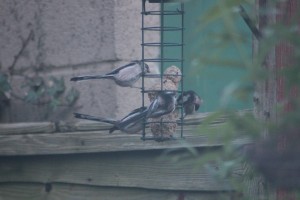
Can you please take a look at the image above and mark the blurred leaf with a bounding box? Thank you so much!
[24,89,39,103]
[49,98,61,110]
[199,0,238,28]
[229,112,263,138]
[0,73,11,92]
[280,65,300,90]
[197,57,248,68]
[23,76,46,103]
[27,76,44,89]
[65,87,80,105]
[47,76,65,97]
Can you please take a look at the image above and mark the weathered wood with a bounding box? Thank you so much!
[0,111,252,156]
[0,150,235,191]
[0,122,55,135]
[57,112,221,132]
[0,182,231,200]
[58,120,112,132]
[0,125,231,156]
[0,112,227,134]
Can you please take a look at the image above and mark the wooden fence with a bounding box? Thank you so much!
[0,113,242,200]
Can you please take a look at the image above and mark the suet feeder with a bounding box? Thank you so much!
[141,0,185,141]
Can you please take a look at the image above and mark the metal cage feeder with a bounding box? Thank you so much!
[141,0,185,141]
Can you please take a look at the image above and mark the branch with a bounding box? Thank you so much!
[239,5,262,40]
[8,30,34,75]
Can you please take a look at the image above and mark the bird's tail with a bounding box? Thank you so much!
[70,75,113,81]
[73,113,117,124]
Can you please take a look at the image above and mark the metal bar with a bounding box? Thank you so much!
[141,10,183,15]
[159,0,165,138]
[141,0,146,141]
[141,42,183,47]
[180,3,185,138]
[160,0,164,92]
[143,58,183,62]
[142,26,184,31]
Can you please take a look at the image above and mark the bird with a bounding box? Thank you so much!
[73,91,177,135]
[73,106,148,134]
[176,90,202,117]
[146,90,177,119]
[147,66,182,140]
[70,60,150,88]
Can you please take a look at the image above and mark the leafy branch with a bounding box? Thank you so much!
[0,30,79,112]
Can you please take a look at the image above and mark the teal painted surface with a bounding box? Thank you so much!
[163,1,253,112]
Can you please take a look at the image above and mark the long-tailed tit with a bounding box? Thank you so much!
[146,91,177,118]
[70,60,150,88]
[74,107,148,134]
[176,90,202,117]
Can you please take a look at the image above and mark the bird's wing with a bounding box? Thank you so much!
[120,107,147,125]
[117,107,148,133]
[73,113,117,124]
[106,62,138,75]
[146,99,161,118]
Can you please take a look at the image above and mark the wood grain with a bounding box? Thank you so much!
[0,182,231,200]
[0,122,55,135]
[0,126,229,156]
[0,150,234,191]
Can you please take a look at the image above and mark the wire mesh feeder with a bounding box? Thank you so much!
[141,0,185,141]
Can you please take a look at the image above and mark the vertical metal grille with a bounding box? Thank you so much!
[141,0,184,141]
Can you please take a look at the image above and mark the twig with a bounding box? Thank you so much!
[8,30,34,75]
[239,5,262,40]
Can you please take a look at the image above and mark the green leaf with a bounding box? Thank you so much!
[49,98,61,110]
[65,87,80,105]
[0,73,11,92]
[25,89,38,103]
[47,76,65,97]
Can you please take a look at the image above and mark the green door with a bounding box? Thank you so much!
[164,0,253,112]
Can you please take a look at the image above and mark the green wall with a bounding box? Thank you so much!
[163,0,253,112]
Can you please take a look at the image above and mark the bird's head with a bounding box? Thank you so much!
[135,60,150,74]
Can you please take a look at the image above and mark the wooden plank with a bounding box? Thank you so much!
[58,121,112,132]
[0,112,227,134]
[59,112,229,131]
[0,150,235,191]
[0,182,231,200]
[0,111,252,156]
[0,122,55,135]
[0,125,232,156]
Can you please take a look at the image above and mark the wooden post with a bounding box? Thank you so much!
[256,0,299,199]
[275,1,298,200]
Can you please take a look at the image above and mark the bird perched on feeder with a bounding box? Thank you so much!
[70,60,150,88]
[147,65,182,140]
[74,106,148,134]
[146,90,177,118]
[74,91,176,135]
[176,90,202,117]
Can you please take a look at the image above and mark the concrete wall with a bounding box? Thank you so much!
[0,0,159,122]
